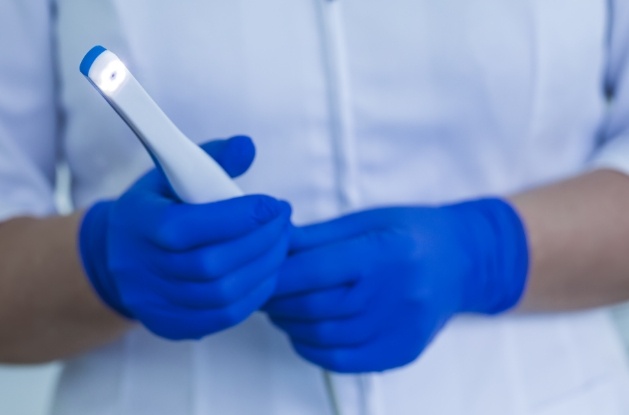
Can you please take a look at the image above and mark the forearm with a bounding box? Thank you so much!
[0,212,131,364]
[511,169,629,312]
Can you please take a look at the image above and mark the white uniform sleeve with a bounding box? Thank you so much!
[0,1,58,221]
[591,1,629,173]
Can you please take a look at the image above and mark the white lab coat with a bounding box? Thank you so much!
[2,1,629,414]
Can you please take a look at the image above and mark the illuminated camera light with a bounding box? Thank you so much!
[96,60,128,94]
[80,47,130,95]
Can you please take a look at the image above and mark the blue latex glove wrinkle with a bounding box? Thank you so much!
[264,199,529,373]
[80,136,292,340]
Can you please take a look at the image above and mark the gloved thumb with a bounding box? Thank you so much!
[200,135,256,178]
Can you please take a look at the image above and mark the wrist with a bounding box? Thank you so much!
[451,198,530,315]
[79,201,133,319]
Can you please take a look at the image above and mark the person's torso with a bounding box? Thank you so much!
[52,1,629,414]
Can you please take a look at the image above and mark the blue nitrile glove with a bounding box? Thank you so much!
[264,198,528,372]
[80,136,292,340]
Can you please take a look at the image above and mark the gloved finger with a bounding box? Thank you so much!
[149,209,291,280]
[269,307,389,348]
[199,135,256,178]
[135,276,277,341]
[124,168,176,200]
[274,232,395,298]
[289,210,382,252]
[264,277,377,321]
[290,207,416,253]
[116,135,255,204]
[155,233,290,309]
[147,195,291,251]
[291,321,428,373]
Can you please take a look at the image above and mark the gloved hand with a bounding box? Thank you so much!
[80,136,292,340]
[264,199,528,372]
